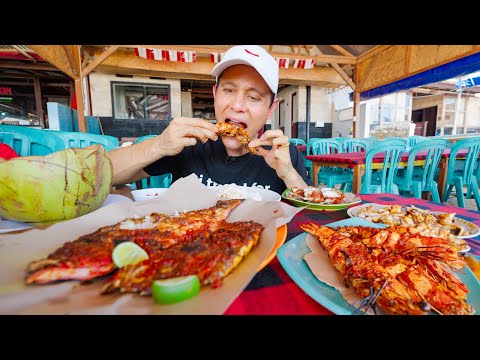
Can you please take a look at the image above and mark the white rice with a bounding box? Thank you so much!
[215,183,262,201]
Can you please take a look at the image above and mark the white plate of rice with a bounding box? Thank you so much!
[210,183,281,202]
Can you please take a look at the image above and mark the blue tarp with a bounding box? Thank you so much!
[350,51,480,101]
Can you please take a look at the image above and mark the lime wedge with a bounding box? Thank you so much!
[112,242,149,268]
[152,275,201,304]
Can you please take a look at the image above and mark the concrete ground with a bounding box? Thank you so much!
[445,189,479,211]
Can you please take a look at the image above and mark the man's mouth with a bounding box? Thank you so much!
[225,119,247,129]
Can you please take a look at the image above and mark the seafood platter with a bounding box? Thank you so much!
[347,203,479,252]
[277,217,480,315]
[282,186,361,211]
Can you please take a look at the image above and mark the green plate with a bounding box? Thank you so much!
[281,188,361,211]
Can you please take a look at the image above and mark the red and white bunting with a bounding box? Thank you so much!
[293,59,315,69]
[134,48,196,62]
[276,57,289,68]
[210,52,225,63]
[210,52,220,63]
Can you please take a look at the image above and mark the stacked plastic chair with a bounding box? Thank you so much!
[0,124,64,156]
[394,138,447,203]
[44,130,119,151]
[442,137,480,211]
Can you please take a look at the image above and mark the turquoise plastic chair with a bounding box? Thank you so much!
[308,138,352,189]
[131,134,172,190]
[289,138,306,146]
[407,135,427,147]
[442,138,480,210]
[303,138,321,178]
[0,132,15,147]
[361,138,406,194]
[343,138,367,153]
[44,130,119,151]
[394,138,447,203]
[362,137,377,148]
[0,125,65,156]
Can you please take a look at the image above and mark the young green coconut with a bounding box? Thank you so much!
[0,144,113,224]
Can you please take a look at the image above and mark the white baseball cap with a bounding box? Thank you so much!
[211,45,279,95]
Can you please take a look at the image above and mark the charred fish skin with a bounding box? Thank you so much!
[24,199,243,285]
[102,221,264,295]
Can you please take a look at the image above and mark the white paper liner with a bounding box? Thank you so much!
[0,174,303,314]
[303,234,375,315]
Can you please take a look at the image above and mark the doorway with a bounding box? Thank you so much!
[278,100,285,133]
[290,92,297,138]
[411,106,437,136]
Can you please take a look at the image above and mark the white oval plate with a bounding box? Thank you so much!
[209,185,281,202]
[347,203,480,239]
[0,194,133,234]
[131,188,169,202]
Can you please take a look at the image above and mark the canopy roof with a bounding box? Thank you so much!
[2,45,480,131]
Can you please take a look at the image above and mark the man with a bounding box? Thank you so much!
[108,45,310,194]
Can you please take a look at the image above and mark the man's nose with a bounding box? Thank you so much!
[230,93,248,111]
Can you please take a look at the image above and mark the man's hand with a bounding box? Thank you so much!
[249,130,308,189]
[149,117,218,157]
[248,130,293,178]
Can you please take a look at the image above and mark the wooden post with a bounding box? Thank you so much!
[72,46,87,132]
[352,64,360,138]
[74,78,86,132]
[33,78,44,128]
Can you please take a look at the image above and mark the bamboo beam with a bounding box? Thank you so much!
[82,46,119,76]
[61,46,78,77]
[357,45,392,63]
[96,51,348,87]
[0,61,58,71]
[329,45,355,58]
[122,45,356,65]
[27,45,78,79]
[12,45,37,62]
[357,52,380,90]
[315,46,355,90]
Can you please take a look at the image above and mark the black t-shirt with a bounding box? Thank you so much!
[143,139,311,194]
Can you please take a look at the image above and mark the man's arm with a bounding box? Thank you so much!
[108,139,159,186]
[108,117,218,186]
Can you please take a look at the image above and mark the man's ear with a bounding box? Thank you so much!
[267,98,279,119]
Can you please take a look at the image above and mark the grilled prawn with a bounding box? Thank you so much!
[301,223,429,315]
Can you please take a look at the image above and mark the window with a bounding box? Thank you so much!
[111,82,171,120]
[467,127,480,134]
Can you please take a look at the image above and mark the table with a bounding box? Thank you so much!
[225,194,480,314]
[306,148,467,199]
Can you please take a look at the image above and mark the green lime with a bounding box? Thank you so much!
[152,275,201,304]
[112,242,149,268]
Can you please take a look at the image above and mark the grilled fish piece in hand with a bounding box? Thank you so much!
[216,122,257,154]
